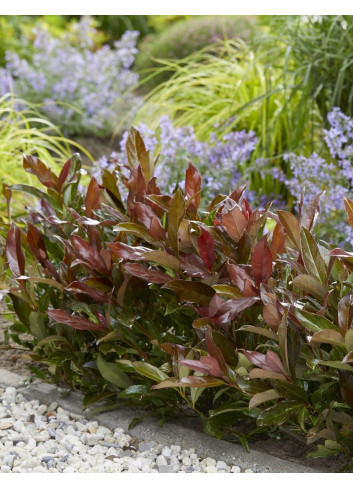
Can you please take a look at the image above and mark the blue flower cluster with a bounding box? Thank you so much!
[265,108,353,245]
[93,115,258,202]
[0,17,141,136]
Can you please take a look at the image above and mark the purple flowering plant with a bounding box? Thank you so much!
[92,108,353,246]
[92,115,258,204]
[0,17,141,137]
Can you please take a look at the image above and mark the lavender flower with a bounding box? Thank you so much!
[0,17,141,137]
[92,116,258,204]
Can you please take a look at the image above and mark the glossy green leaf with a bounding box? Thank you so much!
[133,361,168,383]
[96,354,132,389]
[300,228,327,285]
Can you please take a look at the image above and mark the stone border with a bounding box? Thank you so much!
[0,368,318,473]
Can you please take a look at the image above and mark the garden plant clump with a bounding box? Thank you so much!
[1,128,353,470]
[0,17,141,137]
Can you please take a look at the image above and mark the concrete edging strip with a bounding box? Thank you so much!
[0,368,318,473]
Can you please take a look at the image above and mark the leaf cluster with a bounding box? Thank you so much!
[2,129,353,466]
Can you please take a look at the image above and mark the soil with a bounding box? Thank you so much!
[0,301,349,472]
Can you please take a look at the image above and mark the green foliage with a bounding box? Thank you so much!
[261,15,353,120]
[2,129,353,467]
[0,93,91,216]
[136,16,255,91]
[135,39,322,164]
[94,15,151,43]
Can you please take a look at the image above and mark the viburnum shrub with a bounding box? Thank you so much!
[2,129,353,468]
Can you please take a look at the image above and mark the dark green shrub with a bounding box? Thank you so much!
[2,130,353,467]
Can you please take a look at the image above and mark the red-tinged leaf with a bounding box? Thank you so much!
[329,248,353,258]
[271,222,285,259]
[221,205,247,243]
[228,263,255,291]
[338,294,353,335]
[292,274,326,300]
[142,250,180,271]
[163,279,215,306]
[179,253,209,278]
[179,359,210,374]
[139,150,154,183]
[125,127,146,168]
[344,197,353,230]
[135,201,166,240]
[249,389,280,411]
[249,369,287,381]
[168,189,186,258]
[242,198,253,221]
[300,228,327,285]
[185,162,201,216]
[301,192,325,231]
[40,198,56,217]
[71,235,108,275]
[310,329,345,347]
[178,376,225,388]
[65,281,111,302]
[88,225,102,252]
[127,165,146,219]
[146,194,171,212]
[100,248,111,272]
[197,228,215,271]
[123,262,172,284]
[6,223,25,278]
[27,223,48,267]
[195,294,223,318]
[277,210,300,250]
[58,157,72,191]
[47,309,104,331]
[101,203,128,223]
[263,303,281,330]
[94,310,108,330]
[205,328,227,374]
[252,236,273,285]
[243,350,267,369]
[210,297,259,327]
[147,176,161,196]
[85,176,100,218]
[200,356,222,377]
[265,351,286,375]
[23,154,57,189]
[107,242,151,262]
[229,184,247,203]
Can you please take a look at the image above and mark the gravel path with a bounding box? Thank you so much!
[0,386,251,473]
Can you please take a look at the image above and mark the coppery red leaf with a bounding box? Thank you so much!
[197,228,215,271]
[252,236,273,285]
[6,223,25,278]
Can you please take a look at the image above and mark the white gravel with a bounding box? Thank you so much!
[0,386,250,473]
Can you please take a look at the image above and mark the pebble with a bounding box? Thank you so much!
[139,441,154,452]
[0,386,262,473]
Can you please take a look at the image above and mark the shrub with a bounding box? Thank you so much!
[0,17,141,137]
[136,16,255,90]
[2,129,353,467]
